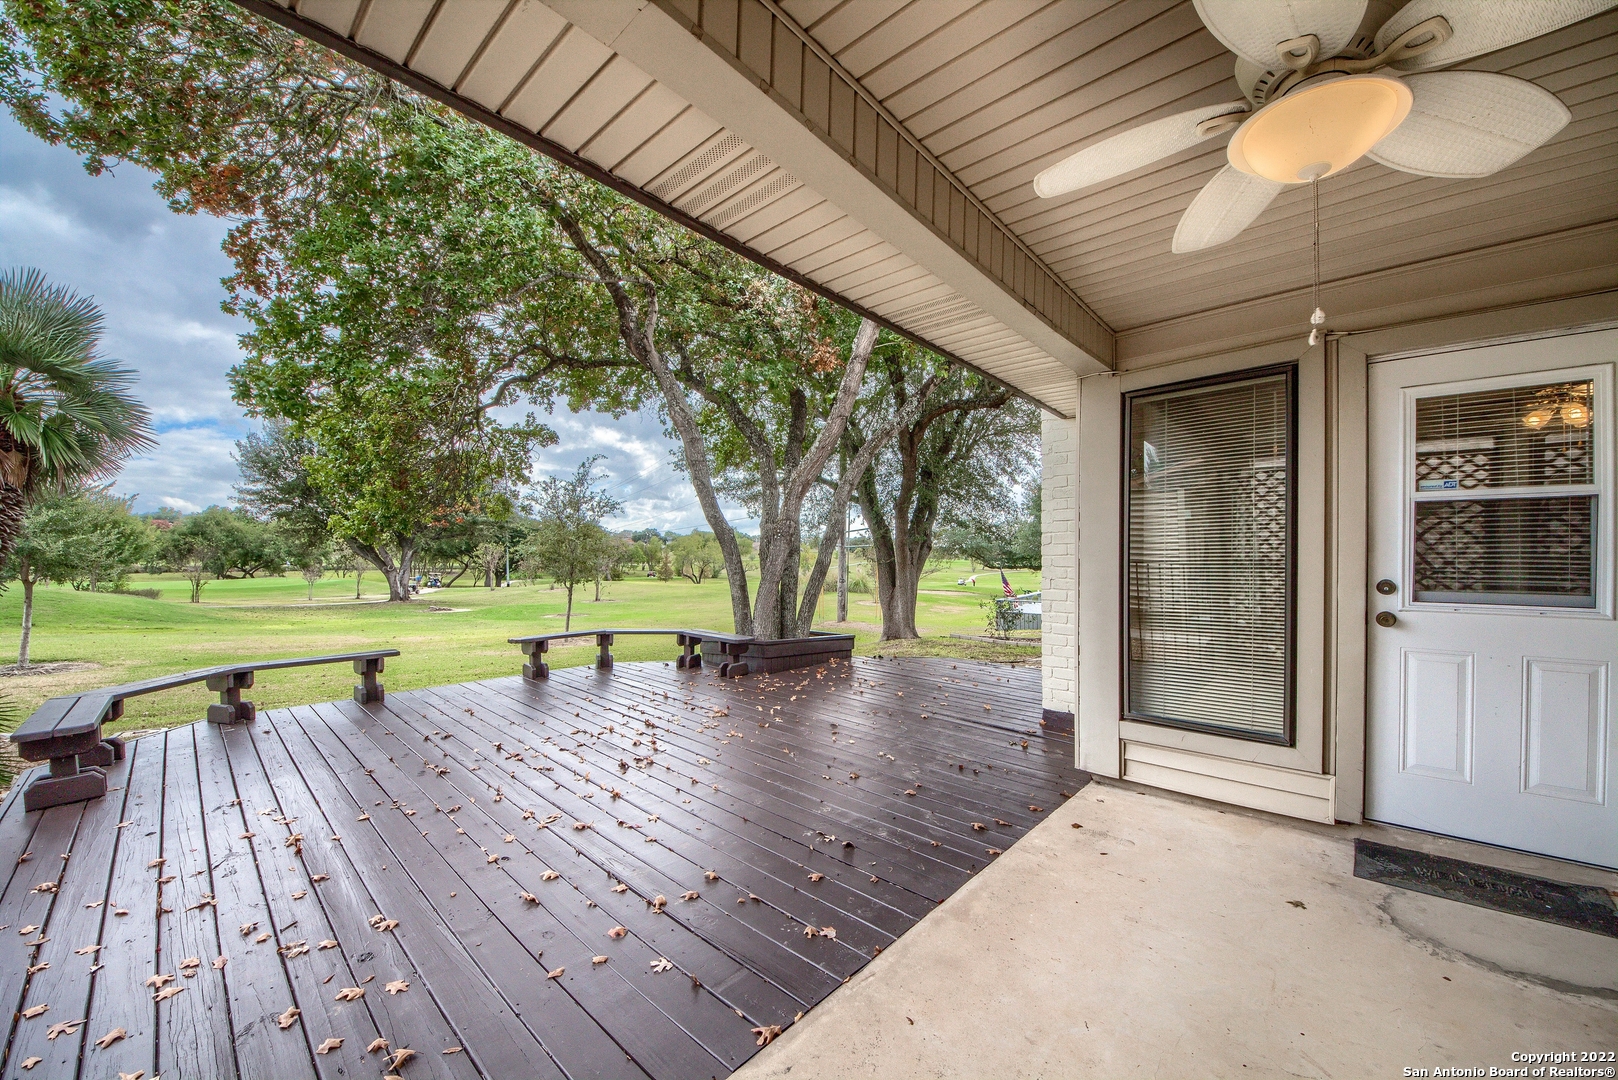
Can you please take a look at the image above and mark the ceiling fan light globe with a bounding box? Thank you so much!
[1227,73,1412,183]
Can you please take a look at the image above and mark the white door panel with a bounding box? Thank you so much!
[1366,329,1617,867]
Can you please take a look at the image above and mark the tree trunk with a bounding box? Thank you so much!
[564,584,574,631]
[354,570,363,599]
[18,565,34,668]
[836,527,847,623]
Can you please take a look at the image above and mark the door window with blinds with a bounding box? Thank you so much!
[1410,375,1599,608]
[1124,367,1296,745]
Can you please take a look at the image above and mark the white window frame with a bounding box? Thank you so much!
[1398,362,1614,620]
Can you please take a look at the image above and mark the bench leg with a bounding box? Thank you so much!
[523,641,549,681]
[353,657,385,704]
[207,671,256,724]
[78,736,125,769]
[596,633,614,671]
[24,760,107,812]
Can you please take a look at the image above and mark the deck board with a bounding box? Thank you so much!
[1,657,1086,1079]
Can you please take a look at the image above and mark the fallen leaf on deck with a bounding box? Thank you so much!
[45,1020,83,1040]
[519,891,539,903]
[367,1038,389,1053]
[213,955,228,970]
[649,957,673,973]
[357,813,371,821]
[987,848,1002,856]
[808,872,824,882]
[1029,806,1043,813]
[904,790,916,797]
[180,957,201,970]
[680,891,699,901]
[334,986,365,1001]
[802,925,817,938]
[153,986,185,1002]
[238,832,256,840]
[18,925,38,935]
[385,1048,418,1070]
[95,1027,128,1049]
[291,890,308,900]
[27,962,47,974]
[239,922,258,936]
[546,967,565,979]
[145,973,175,988]
[147,858,165,869]
[31,882,56,894]
[385,980,409,994]
[485,854,498,864]
[443,1046,463,1054]
[571,822,590,831]
[318,940,339,950]
[21,1004,48,1019]
[255,932,271,944]
[607,926,627,939]
[540,870,560,881]
[752,1025,782,1046]
[994,819,1011,827]
[650,895,667,912]
[310,873,330,883]
[704,870,718,882]
[591,955,608,965]
[277,1006,300,1029]
[611,883,629,893]
[316,1037,343,1054]
[19,1057,41,1070]
[281,942,309,959]
[971,822,987,831]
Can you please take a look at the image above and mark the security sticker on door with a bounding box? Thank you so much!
[1416,478,1459,491]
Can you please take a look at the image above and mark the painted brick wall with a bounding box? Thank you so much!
[1041,406,1079,716]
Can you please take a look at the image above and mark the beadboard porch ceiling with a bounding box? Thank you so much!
[245,0,1618,410]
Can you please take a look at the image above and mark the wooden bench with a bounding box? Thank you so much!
[509,629,759,680]
[8,650,398,812]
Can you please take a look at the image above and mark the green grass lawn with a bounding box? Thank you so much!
[0,563,1040,734]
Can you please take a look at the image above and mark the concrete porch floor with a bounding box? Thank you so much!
[736,779,1618,1079]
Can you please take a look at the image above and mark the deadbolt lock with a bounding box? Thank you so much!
[1374,611,1397,628]
[1375,579,1397,595]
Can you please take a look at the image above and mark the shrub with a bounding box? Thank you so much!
[127,587,163,600]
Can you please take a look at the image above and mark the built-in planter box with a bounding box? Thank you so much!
[698,630,855,677]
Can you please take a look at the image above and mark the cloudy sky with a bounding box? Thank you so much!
[0,111,742,532]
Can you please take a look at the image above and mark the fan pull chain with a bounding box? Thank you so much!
[1308,177,1325,347]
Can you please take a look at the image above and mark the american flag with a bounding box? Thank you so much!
[1000,570,1015,598]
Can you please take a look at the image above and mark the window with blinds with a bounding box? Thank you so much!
[1124,367,1295,744]
[1411,377,1597,607]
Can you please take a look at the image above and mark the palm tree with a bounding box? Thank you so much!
[0,268,155,558]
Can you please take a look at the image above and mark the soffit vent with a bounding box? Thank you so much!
[650,133,745,200]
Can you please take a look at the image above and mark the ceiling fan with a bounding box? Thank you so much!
[1033,0,1611,254]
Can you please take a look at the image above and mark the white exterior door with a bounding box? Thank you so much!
[1366,329,1617,868]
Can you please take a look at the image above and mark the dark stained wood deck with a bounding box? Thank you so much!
[0,657,1086,1079]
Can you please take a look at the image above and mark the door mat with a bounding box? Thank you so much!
[1353,839,1618,938]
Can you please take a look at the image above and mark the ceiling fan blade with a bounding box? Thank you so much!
[1033,101,1249,197]
[1375,0,1618,72]
[1194,0,1367,69]
[1367,71,1570,178]
[1172,166,1286,253]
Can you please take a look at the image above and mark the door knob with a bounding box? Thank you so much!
[1376,579,1397,595]
[1375,611,1397,627]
